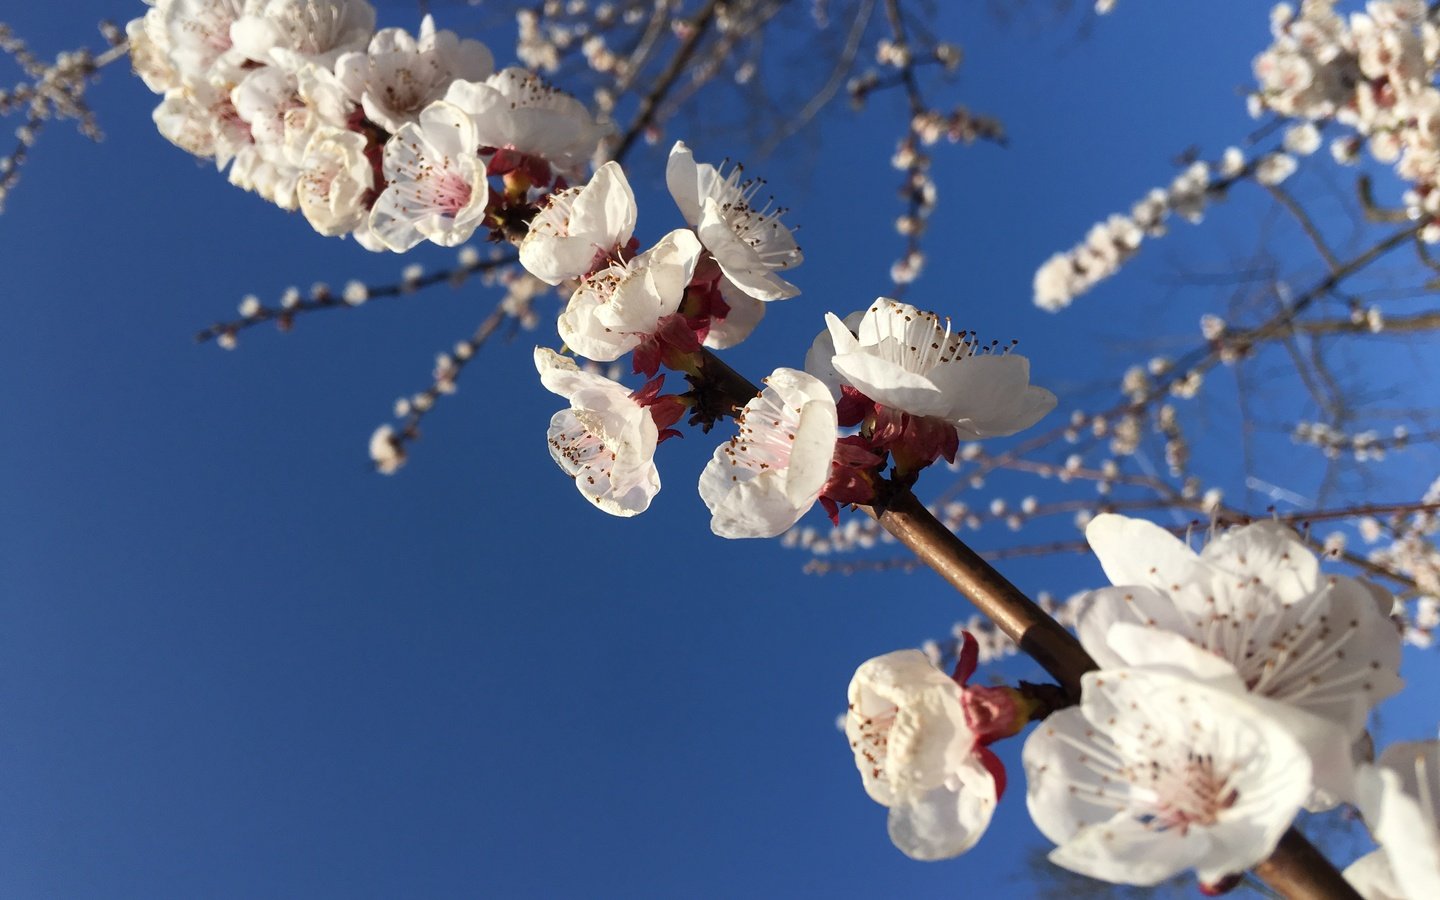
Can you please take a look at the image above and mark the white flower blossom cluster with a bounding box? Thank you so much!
[521,141,811,523]
[516,131,1058,535]
[1032,160,1221,311]
[1253,0,1440,240]
[846,514,1408,888]
[1293,420,1411,460]
[127,0,605,249]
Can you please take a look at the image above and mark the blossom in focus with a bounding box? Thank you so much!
[1024,666,1314,887]
[519,161,637,285]
[809,299,1055,469]
[1347,741,1440,899]
[534,348,661,516]
[1077,514,1403,742]
[335,15,494,133]
[846,647,1003,861]
[368,101,490,251]
[665,141,803,302]
[698,369,840,538]
[445,68,606,178]
[556,229,703,365]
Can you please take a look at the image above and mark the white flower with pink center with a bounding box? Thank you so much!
[1077,514,1403,742]
[1348,741,1440,900]
[699,368,837,539]
[368,100,489,252]
[666,141,802,302]
[534,348,661,517]
[1024,667,1315,887]
[519,161,637,285]
[846,649,1000,861]
[444,68,605,177]
[334,14,494,134]
[555,229,702,362]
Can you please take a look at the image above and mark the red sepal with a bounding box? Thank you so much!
[975,746,1007,801]
[952,631,978,686]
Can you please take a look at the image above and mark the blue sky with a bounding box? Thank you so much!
[3,2,1439,897]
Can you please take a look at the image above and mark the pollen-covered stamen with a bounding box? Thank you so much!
[528,186,582,238]
[547,413,615,477]
[721,387,803,480]
[391,153,472,216]
[710,163,800,263]
[847,699,900,783]
[864,301,982,376]
[1099,693,1246,835]
[1141,752,1240,833]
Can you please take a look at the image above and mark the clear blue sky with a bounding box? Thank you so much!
[3,2,1438,897]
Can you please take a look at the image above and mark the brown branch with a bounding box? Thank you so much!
[194,252,516,345]
[694,345,1358,895]
[1294,309,1440,335]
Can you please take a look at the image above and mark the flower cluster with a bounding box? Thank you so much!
[524,140,1055,538]
[845,514,1407,887]
[1029,148,1297,311]
[1252,0,1440,239]
[128,0,604,249]
[1026,514,1404,887]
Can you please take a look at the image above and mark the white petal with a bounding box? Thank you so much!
[1084,514,1208,594]
[887,755,997,860]
[664,140,702,224]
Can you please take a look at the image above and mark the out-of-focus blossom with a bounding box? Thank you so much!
[846,647,1004,861]
[335,14,493,133]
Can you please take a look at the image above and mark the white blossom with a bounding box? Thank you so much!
[297,125,373,235]
[231,0,376,72]
[1025,666,1316,886]
[519,160,636,284]
[334,15,494,133]
[847,650,999,861]
[369,101,490,252]
[699,369,837,538]
[369,424,405,474]
[444,67,605,177]
[813,298,1057,439]
[665,141,803,302]
[161,0,248,85]
[534,348,660,516]
[555,229,702,362]
[1077,515,1403,743]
